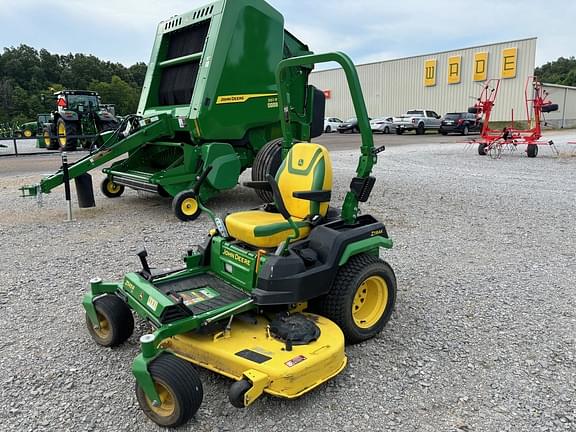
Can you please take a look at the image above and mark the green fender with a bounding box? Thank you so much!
[338,236,393,266]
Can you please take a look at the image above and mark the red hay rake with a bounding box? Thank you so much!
[466,77,559,159]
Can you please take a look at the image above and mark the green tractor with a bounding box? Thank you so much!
[18,121,36,138]
[33,114,52,148]
[21,0,319,220]
[83,45,395,427]
[10,114,52,144]
[41,90,119,151]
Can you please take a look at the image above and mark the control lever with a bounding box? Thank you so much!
[137,248,152,279]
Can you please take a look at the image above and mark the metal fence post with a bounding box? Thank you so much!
[62,152,75,222]
[13,136,18,156]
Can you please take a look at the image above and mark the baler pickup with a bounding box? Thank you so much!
[22,0,327,221]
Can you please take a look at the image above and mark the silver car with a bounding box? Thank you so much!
[370,116,394,134]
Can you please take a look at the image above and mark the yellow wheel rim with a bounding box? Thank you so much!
[58,122,66,146]
[106,181,121,194]
[24,129,32,138]
[44,131,50,146]
[181,197,198,216]
[147,382,176,417]
[92,312,110,340]
[352,275,388,329]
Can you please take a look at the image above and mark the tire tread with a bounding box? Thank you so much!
[316,254,396,344]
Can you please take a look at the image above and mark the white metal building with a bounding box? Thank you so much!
[541,83,576,128]
[310,37,576,125]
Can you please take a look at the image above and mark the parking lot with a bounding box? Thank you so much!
[0,133,575,431]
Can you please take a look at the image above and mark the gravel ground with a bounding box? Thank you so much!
[0,138,575,432]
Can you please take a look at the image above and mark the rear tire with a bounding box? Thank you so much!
[325,126,331,133]
[316,254,396,344]
[85,294,134,347]
[57,118,78,151]
[416,123,425,135]
[136,354,203,428]
[383,126,390,134]
[43,125,58,150]
[527,144,539,158]
[462,126,469,136]
[251,138,283,203]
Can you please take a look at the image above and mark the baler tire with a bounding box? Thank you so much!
[86,294,134,347]
[527,144,539,158]
[101,178,125,198]
[316,254,397,345]
[478,143,488,156]
[172,191,202,221]
[251,138,283,203]
[136,354,203,428]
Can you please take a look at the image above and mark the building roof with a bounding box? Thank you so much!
[314,37,538,73]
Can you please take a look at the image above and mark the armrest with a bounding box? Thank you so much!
[243,181,272,191]
[292,190,331,202]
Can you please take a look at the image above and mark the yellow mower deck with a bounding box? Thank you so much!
[164,313,346,404]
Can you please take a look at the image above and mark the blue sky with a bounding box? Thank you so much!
[0,0,573,67]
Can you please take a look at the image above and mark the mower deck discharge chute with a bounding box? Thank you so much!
[21,0,316,220]
[82,2,396,429]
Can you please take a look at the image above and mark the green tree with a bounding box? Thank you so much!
[535,57,576,87]
[89,75,140,114]
[0,44,145,121]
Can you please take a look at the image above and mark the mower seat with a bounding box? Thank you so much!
[226,143,333,248]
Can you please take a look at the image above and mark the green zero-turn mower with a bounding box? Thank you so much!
[21,0,321,221]
[82,48,396,428]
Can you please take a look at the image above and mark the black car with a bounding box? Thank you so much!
[439,112,482,135]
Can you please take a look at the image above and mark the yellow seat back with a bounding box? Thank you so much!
[275,143,332,219]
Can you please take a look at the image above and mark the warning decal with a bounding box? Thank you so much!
[179,287,220,305]
[285,355,306,368]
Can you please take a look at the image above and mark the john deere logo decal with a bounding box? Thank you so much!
[223,247,252,267]
[216,93,277,105]
[298,159,304,167]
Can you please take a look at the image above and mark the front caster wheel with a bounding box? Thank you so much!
[86,294,134,347]
[136,354,204,428]
[316,254,397,344]
[172,190,201,221]
[229,379,252,408]
[100,178,125,198]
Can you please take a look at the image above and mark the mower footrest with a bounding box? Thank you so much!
[155,274,250,316]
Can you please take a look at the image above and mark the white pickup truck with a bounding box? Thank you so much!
[392,109,442,135]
